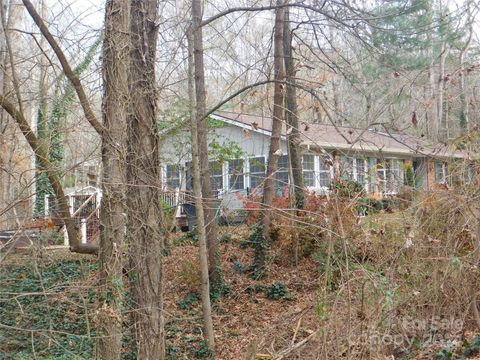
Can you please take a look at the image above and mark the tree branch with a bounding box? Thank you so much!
[22,0,104,137]
[0,95,98,255]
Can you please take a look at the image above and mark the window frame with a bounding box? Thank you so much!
[434,160,447,184]
[302,154,316,188]
[228,158,246,191]
[249,156,266,190]
[165,164,181,189]
[376,158,404,194]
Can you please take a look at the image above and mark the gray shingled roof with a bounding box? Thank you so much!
[213,111,474,159]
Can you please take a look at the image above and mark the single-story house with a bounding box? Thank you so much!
[159,111,477,221]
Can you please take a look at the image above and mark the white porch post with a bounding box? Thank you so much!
[314,155,320,189]
[44,194,49,216]
[245,158,250,189]
[222,161,228,192]
[63,227,69,246]
[81,219,87,244]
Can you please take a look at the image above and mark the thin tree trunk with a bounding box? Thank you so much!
[459,6,473,131]
[425,0,439,142]
[127,0,164,358]
[191,0,221,292]
[0,0,23,229]
[34,0,48,217]
[187,27,216,353]
[255,0,285,274]
[96,0,129,358]
[437,42,449,140]
[283,5,304,210]
[427,52,438,140]
[0,0,7,229]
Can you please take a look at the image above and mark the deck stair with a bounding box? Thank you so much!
[0,228,40,251]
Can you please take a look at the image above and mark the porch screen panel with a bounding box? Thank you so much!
[377,159,403,194]
[355,158,367,186]
[229,159,245,190]
[434,161,446,183]
[340,155,354,180]
[165,164,180,189]
[368,157,376,192]
[185,162,192,190]
[302,154,315,187]
[319,155,332,188]
[387,159,404,193]
[376,159,387,193]
[276,154,289,193]
[209,161,223,192]
[465,164,475,183]
[249,156,265,190]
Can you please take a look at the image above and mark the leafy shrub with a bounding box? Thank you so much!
[332,179,366,198]
[265,282,289,300]
[462,336,480,357]
[356,197,401,215]
[218,233,232,244]
[233,260,247,274]
[178,259,200,291]
[174,229,198,246]
[176,292,200,310]
[405,164,415,187]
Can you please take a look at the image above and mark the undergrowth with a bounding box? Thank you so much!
[0,256,97,359]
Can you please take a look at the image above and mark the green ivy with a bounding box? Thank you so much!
[0,258,98,358]
[35,34,103,216]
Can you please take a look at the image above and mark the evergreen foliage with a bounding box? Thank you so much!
[34,35,103,216]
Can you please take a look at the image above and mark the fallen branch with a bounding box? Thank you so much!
[272,330,318,360]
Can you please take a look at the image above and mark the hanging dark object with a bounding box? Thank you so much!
[411,111,418,128]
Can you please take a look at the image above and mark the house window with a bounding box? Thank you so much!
[276,154,289,192]
[319,156,332,188]
[302,154,315,187]
[434,161,447,183]
[355,158,368,187]
[229,159,245,190]
[340,156,355,180]
[377,159,403,194]
[249,156,265,190]
[209,161,223,192]
[185,162,192,190]
[165,164,180,189]
[464,164,475,183]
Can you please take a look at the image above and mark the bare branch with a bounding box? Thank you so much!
[0,95,98,255]
[22,0,104,137]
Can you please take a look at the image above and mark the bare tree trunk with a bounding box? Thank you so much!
[187,27,216,354]
[437,41,449,140]
[459,5,473,131]
[127,0,164,358]
[0,0,23,230]
[425,1,439,142]
[283,5,304,209]
[255,0,285,274]
[34,0,48,215]
[0,0,7,229]
[96,0,129,358]
[472,213,480,329]
[427,49,438,141]
[191,0,221,292]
